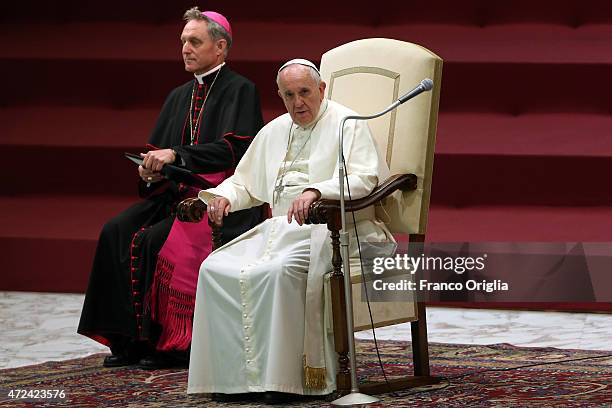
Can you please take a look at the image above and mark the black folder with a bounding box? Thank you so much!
[124,152,213,189]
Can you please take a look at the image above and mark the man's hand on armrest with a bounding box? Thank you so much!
[208,196,231,224]
[288,189,321,226]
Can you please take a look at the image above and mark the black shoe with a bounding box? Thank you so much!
[103,340,151,368]
[211,393,259,402]
[102,353,140,368]
[138,352,188,370]
[263,391,295,405]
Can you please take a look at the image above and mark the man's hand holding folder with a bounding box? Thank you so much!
[140,149,178,172]
[125,151,213,189]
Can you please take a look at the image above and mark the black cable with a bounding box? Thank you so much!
[341,153,394,390]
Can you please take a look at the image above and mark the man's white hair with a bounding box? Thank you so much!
[276,58,321,85]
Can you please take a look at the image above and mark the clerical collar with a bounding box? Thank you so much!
[297,99,329,130]
[195,62,225,84]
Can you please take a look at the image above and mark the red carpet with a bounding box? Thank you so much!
[0,340,610,407]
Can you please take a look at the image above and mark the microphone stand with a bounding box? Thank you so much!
[331,80,432,407]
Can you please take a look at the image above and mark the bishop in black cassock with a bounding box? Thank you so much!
[78,9,264,368]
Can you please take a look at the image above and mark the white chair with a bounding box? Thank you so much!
[313,37,443,394]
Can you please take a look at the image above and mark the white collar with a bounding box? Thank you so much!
[194,62,225,84]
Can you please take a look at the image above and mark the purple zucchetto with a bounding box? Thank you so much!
[202,11,232,39]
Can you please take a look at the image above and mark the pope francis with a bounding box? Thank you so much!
[187,58,393,402]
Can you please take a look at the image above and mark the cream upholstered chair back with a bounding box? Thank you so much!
[320,38,442,330]
[320,38,442,234]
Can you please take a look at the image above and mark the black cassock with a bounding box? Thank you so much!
[78,66,264,354]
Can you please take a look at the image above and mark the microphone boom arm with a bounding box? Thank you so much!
[332,78,432,406]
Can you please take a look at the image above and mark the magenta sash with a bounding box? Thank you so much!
[148,171,228,351]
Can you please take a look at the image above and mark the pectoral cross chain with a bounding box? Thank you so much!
[273,181,285,205]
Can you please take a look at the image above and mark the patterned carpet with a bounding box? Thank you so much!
[0,340,610,407]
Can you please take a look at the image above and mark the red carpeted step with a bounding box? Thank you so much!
[0,106,282,147]
[4,109,611,157]
[1,107,609,205]
[426,204,612,241]
[1,235,97,293]
[2,198,610,292]
[3,21,612,112]
[0,195,139,292]
[437,113,612,157]
[4,0,612,28]
[4,58,610,116]
[432,113,612,205]
[0,106,282,196]
[431,154,612,206]
[0,107,157,147]
[0,144,142,196]
[3,22,612,64]
[3,143,610,204]
[0,195,138,240]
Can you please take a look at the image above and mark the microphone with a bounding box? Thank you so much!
[332,76,435,406]
[397,78,434,105]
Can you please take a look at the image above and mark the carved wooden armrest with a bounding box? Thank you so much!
[307,173,417,226]
[177,197,206,222]
[176,197,224,249]
[209,218,224,249]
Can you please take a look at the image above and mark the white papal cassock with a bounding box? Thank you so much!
[187,100,392,395]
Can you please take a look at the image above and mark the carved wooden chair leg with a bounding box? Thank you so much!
[330,226,350,395]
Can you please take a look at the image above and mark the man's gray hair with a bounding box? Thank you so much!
[183,7,232,57]
[276,64,322,86]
